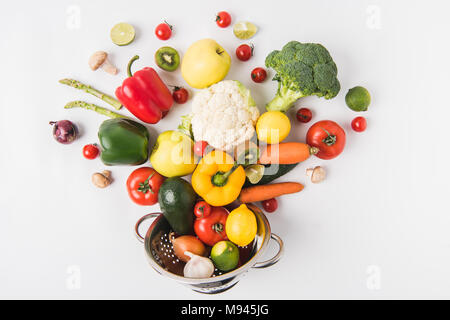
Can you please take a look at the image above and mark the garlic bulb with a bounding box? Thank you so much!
[183,251,215,279]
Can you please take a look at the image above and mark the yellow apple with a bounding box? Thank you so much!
[181,39,231,89]
[150,131,197,177]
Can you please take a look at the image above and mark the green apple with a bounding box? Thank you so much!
[181,39,231,89]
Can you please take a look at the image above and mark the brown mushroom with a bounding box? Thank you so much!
[92,170,112,188]
[88,51,118,75]
[306,166,326,184]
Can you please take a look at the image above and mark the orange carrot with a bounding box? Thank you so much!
[259,142,318,165]
[239,182,304,203]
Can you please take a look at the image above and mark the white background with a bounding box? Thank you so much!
[1,0,450,299]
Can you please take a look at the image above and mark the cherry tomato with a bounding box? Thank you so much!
[126,167,165,206]
[351,116,367,132]
[306,120,346,160]
[236,44,253,61]
[194,206,229,246]
[155,21,172,40]
[82,144,99,159]
[172,87,189,104]
[251,67,267,83]
[216,11,231,28]
[194,201,211,219]
[262,198,278,213]
[296,108,313,123]
[194,140,209,157]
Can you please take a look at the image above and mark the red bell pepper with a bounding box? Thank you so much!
[115,55,173,124]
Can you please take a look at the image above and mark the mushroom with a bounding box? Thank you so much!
[92,170,112,188]
[306,166,326,184]
[88,51,118,75]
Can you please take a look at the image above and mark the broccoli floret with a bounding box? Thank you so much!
[265,41,340,112]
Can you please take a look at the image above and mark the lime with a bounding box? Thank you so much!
[245,164,265,184]
[110,23,135,46]
[235,141,259,166]
[345,86,371,112]
[211,241,239,272]
[233,21,258,40]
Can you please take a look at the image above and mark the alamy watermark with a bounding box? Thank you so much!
[366,5,382,30]
[66,265,81,290]
[366,265,381,290]
[66,5,81,30]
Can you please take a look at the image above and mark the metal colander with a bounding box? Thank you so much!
[135,204,283,294]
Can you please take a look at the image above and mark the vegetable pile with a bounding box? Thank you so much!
[52,9,372,279]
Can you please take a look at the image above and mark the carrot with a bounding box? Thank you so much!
[239,182,304,203]
[258,142,318,165]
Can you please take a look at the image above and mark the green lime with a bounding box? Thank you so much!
[110,23,136,46]
[233,21,258,40]
[211,241,239,272]
[345,86,371,112]
[245,164,265,184]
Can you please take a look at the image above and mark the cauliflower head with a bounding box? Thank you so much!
[190,80,260,151]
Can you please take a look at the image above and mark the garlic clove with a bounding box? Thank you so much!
[183,251,215,279]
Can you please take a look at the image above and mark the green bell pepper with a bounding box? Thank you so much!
[98,118,150,166]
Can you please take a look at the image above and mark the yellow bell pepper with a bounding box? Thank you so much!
[192,150,246,206]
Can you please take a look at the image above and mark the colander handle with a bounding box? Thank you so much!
[134,213,162,243]
[252,233,284,269]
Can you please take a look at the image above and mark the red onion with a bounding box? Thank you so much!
[50,120,77,144]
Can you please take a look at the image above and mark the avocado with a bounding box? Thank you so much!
[158,177,197,235]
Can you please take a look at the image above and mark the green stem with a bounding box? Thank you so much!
[321,128,337,146]
[212,223,224,234]
[59,78,122,110]
[211,164,240,187]
[64,101,130,119]
[137,172,155,194]
[127,55,140,77]
[265,87,303,112]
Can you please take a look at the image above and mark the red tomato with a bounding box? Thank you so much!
[126,167,165,206]
[82,144,99,159]
[236,44,253,61]
[194,206,229,246]
[251,67,267,83]
[194,140,209,157]
[306,120,346,160]
[296,108,312,123]
[172,87,189,104]
[216,11,231,28]
[194,201,211,219]
[155,21,172,40]
[262,198,278,213]
[351,116,367,132]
